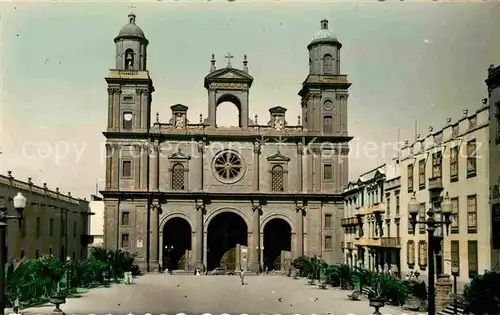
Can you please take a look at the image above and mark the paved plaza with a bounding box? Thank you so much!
[23,275,419,315]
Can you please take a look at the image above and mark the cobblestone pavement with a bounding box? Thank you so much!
[22,274,421,315]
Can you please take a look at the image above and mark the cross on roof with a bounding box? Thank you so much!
[225,52,234,68]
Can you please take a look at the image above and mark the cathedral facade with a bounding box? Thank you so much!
[102,13,352,272]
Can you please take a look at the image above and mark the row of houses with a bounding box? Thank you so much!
[342,64,500,290]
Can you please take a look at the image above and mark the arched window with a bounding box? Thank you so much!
[171,164,185,190]
[125,49,134,69]
[20,249,25,259]
[323,54,333,74]
[323,115,333,133]
[309,57,313,72]
[271,165,284,192]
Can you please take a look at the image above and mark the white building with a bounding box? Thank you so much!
[342,163,402,275]
[398,105,490,291]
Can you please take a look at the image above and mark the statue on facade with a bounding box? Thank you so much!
[175,113,185,128]
[273,116,284,131]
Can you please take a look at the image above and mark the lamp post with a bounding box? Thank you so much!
[408,192,453,315]
[451,266,459,315]
[0,192,27,313]
[65,256,72,293]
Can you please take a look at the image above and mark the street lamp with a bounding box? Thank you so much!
[408,191,452,315]
[451,265,459,315]
[0,192,27,313]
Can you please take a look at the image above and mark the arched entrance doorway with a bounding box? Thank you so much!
[162,218,192,271]
[263,218,292,271]
[207,212,247,271]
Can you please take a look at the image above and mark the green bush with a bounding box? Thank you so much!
[5,247,137,308]
[371,274,409,306]
[464,270,500,315]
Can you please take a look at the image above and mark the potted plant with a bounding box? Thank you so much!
[49,280,67,313]
[368,282,385,315]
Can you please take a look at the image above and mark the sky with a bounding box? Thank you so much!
[1,0,499,199]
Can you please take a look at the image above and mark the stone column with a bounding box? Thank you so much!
[107,88,114,129]
[150,141,159,191]
[252,142,261,191]
[140,144,148,189]
[250,204,261,272]
[306,149,314,192]
[295,205,305,258]
[134,145,141,189]
[435,274,453,312]
[135,89,142,129]
[296,143,304,192]
[195,204,205,271]
[141,89,149,130]
[312,148,320,192]
[149,204,159,270]
[105,144,112,189]
[113,89,121,130]
[111,144,119,190]
[198,141,205,191]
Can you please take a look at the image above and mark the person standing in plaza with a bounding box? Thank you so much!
[240,269,245,285]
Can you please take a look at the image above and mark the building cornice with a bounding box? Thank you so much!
[99,190,344,202]
[0,173,87,205]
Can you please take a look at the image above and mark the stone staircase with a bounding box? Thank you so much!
[437,298,470,315]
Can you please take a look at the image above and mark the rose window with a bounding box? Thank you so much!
[213,151,244,183]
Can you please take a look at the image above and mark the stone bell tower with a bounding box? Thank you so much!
[299,19,350,136]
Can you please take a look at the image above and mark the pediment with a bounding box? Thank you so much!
[267,151,290,162]
[168,149,191,160]
[170,104,188,112]
[204,68,254,88]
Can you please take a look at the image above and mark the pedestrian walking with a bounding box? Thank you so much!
[240,269,245,285]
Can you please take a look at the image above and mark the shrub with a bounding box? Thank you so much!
[4,247,138,308]
[372,274,409,306]
[464,271,500,315]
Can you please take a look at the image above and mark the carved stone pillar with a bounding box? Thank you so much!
[435,274,453,312]
[250,204,261,272]
[198,141,205,191]
[312,147,320,192]
[140,89,149,130]
[135,89,142,130]
[295,205,305,258]
[140,144,148,189]
[195,204,205,271]
[134,145,141,189]
[253,142,261,191]
[113,89,121,130]
[149,203,160,270]
[105,144,112,189]
[111,144,119,190]
[150,141,159,191]
[296,143,304,192]
[107,88,114,129]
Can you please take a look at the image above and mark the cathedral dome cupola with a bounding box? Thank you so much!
[115,13,148,43]
[307,19,341,50]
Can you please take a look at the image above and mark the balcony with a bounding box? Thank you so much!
[371,202,385,214]
[429,176,443,191]
[380,237,401,247]
[341,217,358,227]
[354,206,368,217]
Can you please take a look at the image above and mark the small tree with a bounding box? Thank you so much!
[464,271,500,315]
